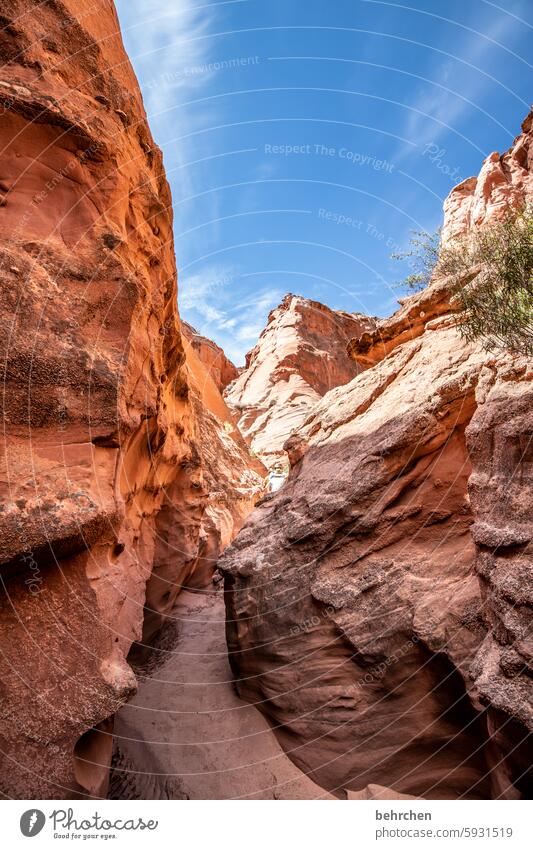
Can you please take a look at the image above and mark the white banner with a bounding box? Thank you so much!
[2,799,531,848]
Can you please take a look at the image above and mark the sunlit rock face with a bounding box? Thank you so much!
[442,111,532,242]
[224,293,376,466]
[220,113,533,799]
[0,0,262,799]
[0,0,195,799]
[181,321,239,393]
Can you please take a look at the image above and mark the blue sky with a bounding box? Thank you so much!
[115,0,532,364]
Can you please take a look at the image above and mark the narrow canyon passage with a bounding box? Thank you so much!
[0,0,531,804]
[109,588,331,800]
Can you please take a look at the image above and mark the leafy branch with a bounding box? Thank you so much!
[392,206,533,356]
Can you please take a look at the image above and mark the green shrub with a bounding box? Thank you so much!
[442,206,533,356]
[391,228,441,292]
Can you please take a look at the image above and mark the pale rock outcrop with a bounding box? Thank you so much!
[224,294,376,465]
[442,111,532,242]
[220,114,533,799]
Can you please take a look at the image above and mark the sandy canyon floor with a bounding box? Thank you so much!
[110,589,332,800]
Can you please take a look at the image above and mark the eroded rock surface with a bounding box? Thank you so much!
[182,320,239,393]
[467,361,533,798]
[224,294,375,466]
[0,0,197,799]
[0,0,262,800]
[220,116,533,799]
[138,334,264,645]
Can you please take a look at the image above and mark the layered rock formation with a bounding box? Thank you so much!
[220,114,533,799]
[224,294,376,466]
[183,333,264,581]
[0,0,261,800]
[442,111,532,242]
[1,0,531,804]
[182,320,239,393]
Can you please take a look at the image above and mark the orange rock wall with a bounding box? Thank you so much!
[138,334,264,645]
[0,0,259,799]
[182,320,239,393]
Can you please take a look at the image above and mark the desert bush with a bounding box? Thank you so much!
[393,207,533,356]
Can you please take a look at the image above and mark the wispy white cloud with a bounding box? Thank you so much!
[116,0,221,227]
[115,4,317,363]
[179,263,236,320]
[118,1,217,110]
[235,322,264,341]
[180,268,283,364]
[117,2,271,358]
[400,11,524,153]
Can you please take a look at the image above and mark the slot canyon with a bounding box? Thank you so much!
[0,0,531,802]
